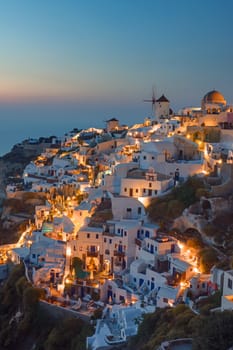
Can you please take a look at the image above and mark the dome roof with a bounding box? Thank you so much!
[202,90,226,105]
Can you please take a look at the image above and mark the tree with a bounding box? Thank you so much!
[193,311,233,350]
[23,286,45,314]
[45,318,92,350]
[186,237,204,250]
[199,248,218,273]
[147,176,208,223]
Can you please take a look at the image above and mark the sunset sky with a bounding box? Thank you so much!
[0,0,233,154]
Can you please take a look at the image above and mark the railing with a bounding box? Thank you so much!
[103,231,114,237]
[86,251,98,257]
[135,238,142,247]
[114,250,125,257]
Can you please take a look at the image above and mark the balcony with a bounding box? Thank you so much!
[135,238,142,247]
[114,250,125,257]
[87,251,98,257]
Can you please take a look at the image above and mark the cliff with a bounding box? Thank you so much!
[0,142,50,244]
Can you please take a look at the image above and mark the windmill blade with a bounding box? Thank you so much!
[152,86,156,100]
[152,85,157,102]
[144,85,157,114]
[152,85,157,113]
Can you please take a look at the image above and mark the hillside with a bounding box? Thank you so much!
[147,176,233,270]
[0,142,48,244]
[0,192,47,244]
[128,303,233,350]
[0,263,92,350]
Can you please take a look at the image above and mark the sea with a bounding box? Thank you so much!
[0,101,145,156]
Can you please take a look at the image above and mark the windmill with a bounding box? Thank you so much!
[144,86,157,116]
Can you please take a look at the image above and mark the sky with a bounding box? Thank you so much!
[0,0,233,154]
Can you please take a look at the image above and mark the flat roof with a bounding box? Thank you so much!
[12,247,30,257]
[157,286,179,300]
[79,226,103,233]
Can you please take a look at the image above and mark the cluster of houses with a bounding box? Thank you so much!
[2,89,233,348]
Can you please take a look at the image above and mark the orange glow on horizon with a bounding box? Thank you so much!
[0,76,136,104]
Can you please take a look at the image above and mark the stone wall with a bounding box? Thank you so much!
[211,164,233,197]
[39,300,90,322]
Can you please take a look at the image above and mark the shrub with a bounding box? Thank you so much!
[199,248,218,273]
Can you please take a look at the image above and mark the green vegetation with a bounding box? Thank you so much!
[72,257,89,279]
[196,291,221,315]
[128,304,233,350]
[192,311,233,350]
[128,304,195,350]
[0,263,92,350]
[45,318,91,350]
[147,176,208,223]
[199,247,219,273]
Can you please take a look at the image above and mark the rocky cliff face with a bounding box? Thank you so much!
[173,196,233,234]
[172,195,233,254]
[0,143,41,182]
[0,144,46,244]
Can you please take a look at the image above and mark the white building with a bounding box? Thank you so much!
[156,285,180,308]
[102,162,139,194]
[155,94,171,119]
[29,235,66,267]
[111,196,146,220]
[35,205,51,230]
[221,270,233,311]
[72,201,95,230]
[72,226,104,272]
[11,247,30,264]
[120,168,173,199]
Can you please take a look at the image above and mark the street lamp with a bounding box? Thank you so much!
[66,246,71,257]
